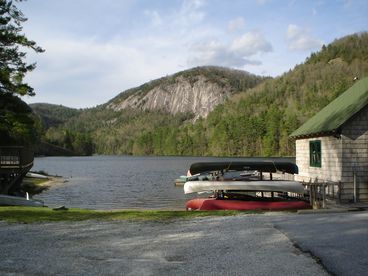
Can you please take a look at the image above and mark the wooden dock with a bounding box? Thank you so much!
[0,146,34,195]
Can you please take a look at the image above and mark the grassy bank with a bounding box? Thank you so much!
[0,207,257,223]
[21,177,51,195]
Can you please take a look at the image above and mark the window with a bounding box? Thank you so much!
[310,140,321,167]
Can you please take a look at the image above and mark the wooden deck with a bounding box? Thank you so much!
[0,147,34,195]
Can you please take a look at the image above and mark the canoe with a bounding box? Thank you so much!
[189,161,298,175]
[186,198,310,211]
[184,180,305,194]
[0,194,44,207]
[26,172,48,179]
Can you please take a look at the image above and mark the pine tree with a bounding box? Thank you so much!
[0,0,44,96]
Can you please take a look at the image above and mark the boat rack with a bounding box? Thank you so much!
[0,146,34,195]
[301,180,343,209]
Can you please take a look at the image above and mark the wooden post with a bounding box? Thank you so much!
[322,182,326,209]
[315,185,319,209]
[353,171,357,203]
[309,180,313,206]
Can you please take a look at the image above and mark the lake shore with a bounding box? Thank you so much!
[22,175,66,196]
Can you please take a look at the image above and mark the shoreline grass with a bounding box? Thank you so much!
[0,206,262,224]
[21,177,51,195]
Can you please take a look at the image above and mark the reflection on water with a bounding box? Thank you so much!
[32,156,294,210]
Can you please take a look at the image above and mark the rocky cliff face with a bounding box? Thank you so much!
[107,66,265,120]
[108,76,232,120]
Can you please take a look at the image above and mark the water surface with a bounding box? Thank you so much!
[33,155,294,210]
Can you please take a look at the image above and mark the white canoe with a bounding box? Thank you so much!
[26,172,48,179]
[184,180,305,194]
[0,194,44,207]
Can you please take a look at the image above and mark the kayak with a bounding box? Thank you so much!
[184,180,305,194]
[189,161,298,175]
[186,198,310,211]
[183,160,308,211]
[0,194,44,207]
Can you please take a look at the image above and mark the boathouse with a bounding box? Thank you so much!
[290,77,368,202]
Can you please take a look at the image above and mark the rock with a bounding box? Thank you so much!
[52,205,68,211]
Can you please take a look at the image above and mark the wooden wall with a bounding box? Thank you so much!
[294,105,368,202]
[341,105,368,201]
[295,136,342,182]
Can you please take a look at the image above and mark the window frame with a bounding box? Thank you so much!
[309,140,322,168]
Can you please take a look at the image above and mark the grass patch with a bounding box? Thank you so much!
[0,207,260,224]
[21,177,50,195]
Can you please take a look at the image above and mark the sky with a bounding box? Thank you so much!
[21,0,368,108]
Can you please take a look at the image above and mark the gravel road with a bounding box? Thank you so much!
[1,211,367,276]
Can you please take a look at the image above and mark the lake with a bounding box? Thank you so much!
[32,155,294,210]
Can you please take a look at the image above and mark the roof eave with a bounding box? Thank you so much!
[290,129,341,140]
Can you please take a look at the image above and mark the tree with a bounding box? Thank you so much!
[0,0,43,145]
[0,92,37,144]
[0,0,44,96]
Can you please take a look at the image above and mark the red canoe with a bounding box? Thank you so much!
[186,198,311,211]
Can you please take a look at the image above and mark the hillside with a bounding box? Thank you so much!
[30,103,82,129]
[32,66,266,155]
[107,66,267,120]
[33,32,368,156]
[172,32,368,156]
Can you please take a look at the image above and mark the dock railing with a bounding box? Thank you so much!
[301,179,342,209]
[0,146,34,194]
[0,146,34,170]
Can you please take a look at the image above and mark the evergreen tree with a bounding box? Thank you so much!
[0,0,44,96]
[0,0,43,145]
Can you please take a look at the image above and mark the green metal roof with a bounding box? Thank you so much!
[290,77,368,138]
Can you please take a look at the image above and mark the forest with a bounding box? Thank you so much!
[32,33,368,157]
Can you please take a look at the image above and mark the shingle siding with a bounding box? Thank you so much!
[295,105,368,202]
[295,137,342,183]
[340,105,368,201]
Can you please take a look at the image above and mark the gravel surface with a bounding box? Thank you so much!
[1,211,367,276]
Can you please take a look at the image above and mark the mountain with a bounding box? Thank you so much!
[31,66,266,155]
[179,32,368,157]
[30,103,82,129]
[106,66,267,120]
[32,32,368,157]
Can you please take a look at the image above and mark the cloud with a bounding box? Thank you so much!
[24,1,213,107]
[230,32,273,56]
[174,0,207,28]
[144,10,163,27]
[188,40,246,67]
[286,24,323,51]
[228,17,245,32]
[25,35,185,107]
[188,31,272,67]
[141,0,214,43]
